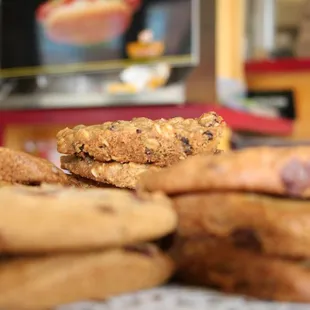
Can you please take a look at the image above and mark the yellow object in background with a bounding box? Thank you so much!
[218,127,232,152]
[216,0,246,83]
[127,29,165,60]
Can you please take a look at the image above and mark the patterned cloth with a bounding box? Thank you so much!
[58,286,309,310]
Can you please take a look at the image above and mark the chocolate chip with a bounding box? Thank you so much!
[203,130,214,140]
[124,245,154,257]
[79,145,85,152]
[136,129,142,134]
[281,159,310,196]
[180,137,193,155]
[231,228,262,251]
[23,181,41,187]
[97,206,115,213]
[145,148,153,156]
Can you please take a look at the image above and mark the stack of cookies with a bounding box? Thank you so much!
[0,185,176,309]
[139,147,310,302]
[0,147,109,189]
[57,112,225,189]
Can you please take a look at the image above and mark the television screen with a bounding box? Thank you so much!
[0,0,199,108]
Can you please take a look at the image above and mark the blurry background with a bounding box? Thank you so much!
[1,0,310,164]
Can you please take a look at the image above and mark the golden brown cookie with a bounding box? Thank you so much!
[66,173,116,189]
[173,192,310,258]
[0,147,68,186]
[0,244,174,310]
[173,237,310,302]
[0,181,12,187]
[139,146,310,197]
[0,185,176,253]
[57,112,225,167]
[62,155,161,189]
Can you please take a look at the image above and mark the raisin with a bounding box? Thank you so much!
[203,130,214,140]
[180,137,193,155]
[136,129,142,134]
[281,159,310,196]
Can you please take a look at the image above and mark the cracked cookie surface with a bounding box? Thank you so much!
[139,146,310,197]
[0,147,68,186]
[57,112,225,167]
[0,185,176,253]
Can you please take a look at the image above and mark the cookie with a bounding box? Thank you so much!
[61,155,161,189]
[173,237,310,302]
[0,244,174,310]
[0,185,176,253]
[0,181,12,187]
[0,147,68,186]
[139,146,310,197]
[57,112,225,167]
[173,192,310,258]
[67,173,116,189]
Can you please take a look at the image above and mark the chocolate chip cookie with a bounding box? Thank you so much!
[139,146,310,197]
[0,181,12,188]
[0,147,68,186]
[62,155,161,189]
[173,192,310,258]
[173,237,310,302]
[0,185,177,253]
[57,112,225,167]
[0,244,174,310]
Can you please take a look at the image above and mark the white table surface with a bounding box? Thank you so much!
[57,286,309,310]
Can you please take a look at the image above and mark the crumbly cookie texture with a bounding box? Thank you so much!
[172,237,310,303]
[0,185,176,253]
[61,155,161,189]
[0,147,68,186]
[0,244,174,310]
[139,146,310,197]
[66,173,116,189]
[173,192,310,258]
[57,112,225,167]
